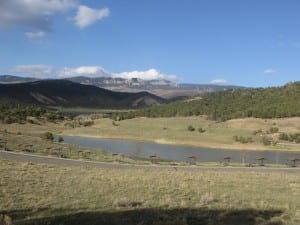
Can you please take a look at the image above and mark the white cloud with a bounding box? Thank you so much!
[9,64,177,81]
[59,67,177,80]
[11,64,54,78]
[0,0,77,31]
[58,66,110,77]
[210,79,227,85]
[264,68,276,74]
[25,31,46,39]
[114,69,177,81]
[74,5,109,29]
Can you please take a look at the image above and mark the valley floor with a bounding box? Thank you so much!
[1,117,300,225]
[0,157,299,225]
[2,116,300,152]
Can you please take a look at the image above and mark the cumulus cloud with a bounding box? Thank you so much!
[0,1,110,34]
[264,68,276,74]
[11,64,54,78]
[0,0,77,31]
[25,31,46,39]
[114,69,177,81]
[58,66,110,77]
[9,64,177,81]
[74,5,109,29]
[210,79,227,85]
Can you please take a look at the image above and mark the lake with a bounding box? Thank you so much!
[61,135,300,165]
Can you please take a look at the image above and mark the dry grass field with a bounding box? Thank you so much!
[0,130,146,165]
[1,116,300,151]
[61,117,300,151]
[1,117,300,224]
[0,158,299,225]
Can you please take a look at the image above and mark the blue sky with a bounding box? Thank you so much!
[0,0,300,87]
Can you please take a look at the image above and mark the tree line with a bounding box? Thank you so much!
[0,104,64,124]
[111,82,300,121]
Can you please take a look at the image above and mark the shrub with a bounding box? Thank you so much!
[246,137,253,143]
[82,121,94,127]
[58,136,64,143]
[64,122,76,128]
[198,127,206,133]
[279,132,300,143]
[262,136,272,145]
[289,133,300,142]
[187,125,195,131]
[269,127,279,133]
[252,129,263,135]
[3,116,14,124]
[296,135,300,143]
[26,119,34,124]
[233,136,253,143]
[41,132,54,141]
[278,133,289,141]
[112,121,119,126]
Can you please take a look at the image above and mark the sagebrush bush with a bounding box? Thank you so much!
[187,125,195,131]
[41,132,54,141]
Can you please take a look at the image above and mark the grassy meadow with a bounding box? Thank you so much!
[1,116,300,152]
[61,116,300,151]
[0,158,299,225]
[0,129,148,165]
[1,114,300,225]
[59,116,300,151]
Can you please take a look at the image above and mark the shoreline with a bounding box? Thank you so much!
[60,132,300,152]
[1,150,299,171]
[2,116,300,153]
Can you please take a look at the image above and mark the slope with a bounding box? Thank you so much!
[0,79,166,108]
[113,82,300,121]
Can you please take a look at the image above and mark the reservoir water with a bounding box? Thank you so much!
[61,135,299,165]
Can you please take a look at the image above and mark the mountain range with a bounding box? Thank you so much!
[0,75,244,99]
[0,75,38,83]
[0,79,166,108]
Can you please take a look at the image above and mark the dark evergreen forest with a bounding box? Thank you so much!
[111,82,300,121]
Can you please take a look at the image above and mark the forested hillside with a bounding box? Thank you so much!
[0,80,166,108]
[112,82,300,121]
[0,104,64,124]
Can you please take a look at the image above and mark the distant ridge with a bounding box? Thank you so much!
[65,76,245,96]
[0,79,166,108]
[65,76,178,89]
[0,75,38,83]
[0,75,245,99]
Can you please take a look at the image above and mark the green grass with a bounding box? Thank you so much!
[0,130,145,164]
[0,130,291,169]
[2,116,300,151]
[0,158,299,224]
[60,117,300,151]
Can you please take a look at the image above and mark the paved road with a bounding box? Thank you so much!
[1,151,299,173]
